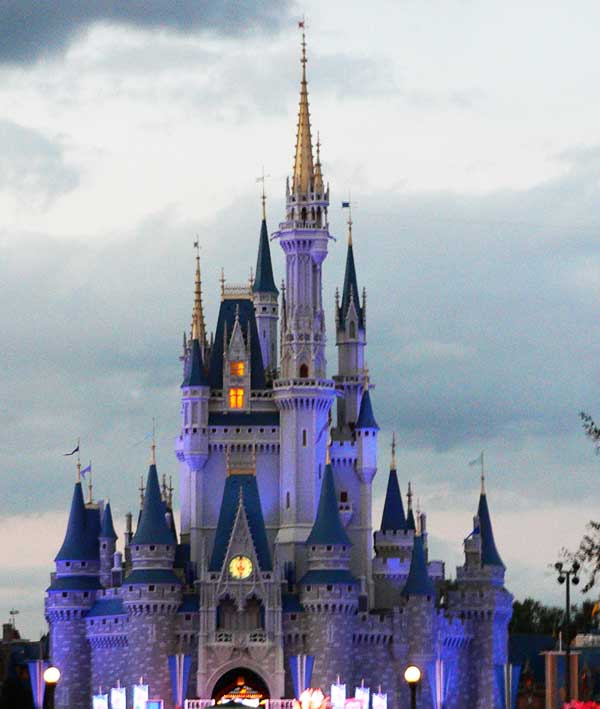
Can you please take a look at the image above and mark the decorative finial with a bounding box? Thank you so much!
[407,480,413,510]
[150,417,156,466]
[292,17,315,195]
[220,267,225,299]
[168,475,174,508]
[192,239,206,343]
[391,432,396,470]
[161,473,167,501]
[87,462,93,505]
[256,167,269,220]
[363,363,369,393]
[249,266,254,287]
[314,131,324,193]
[480,450,485,494]
[139,474,145,507]
[325,430,332,465]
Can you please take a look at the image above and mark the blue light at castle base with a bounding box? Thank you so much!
[44,32,513,709]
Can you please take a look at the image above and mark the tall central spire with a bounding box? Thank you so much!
[192,242,206,344]
[292,31,315,194]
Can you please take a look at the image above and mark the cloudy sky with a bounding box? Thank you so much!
[2,0,600,639]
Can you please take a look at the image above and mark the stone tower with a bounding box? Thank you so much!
[272,31,336,575]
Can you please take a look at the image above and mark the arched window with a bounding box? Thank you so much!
[349,321,356,339]
[299,364,308,378]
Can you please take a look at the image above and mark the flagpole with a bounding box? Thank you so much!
[76,438,81,483]
[481,450,485,494]
[87,461,93,504]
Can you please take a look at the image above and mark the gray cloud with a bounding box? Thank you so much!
[0,1,293,64]
[0,120,79,207]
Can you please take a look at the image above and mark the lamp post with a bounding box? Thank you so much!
[555,561,580,703]
[404,666,421,709]
[42,666,60,709]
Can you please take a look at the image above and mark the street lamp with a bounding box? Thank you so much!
[404,665,421,709]
[555,561,580,703]
[42,666,60,709]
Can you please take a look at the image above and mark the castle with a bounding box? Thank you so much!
[45,34,513,709]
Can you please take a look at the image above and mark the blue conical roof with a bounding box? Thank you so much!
[405,507,416,531]
[100,502,118,540]
[340,242,363,327]
[381,469,406,531]
[478,493,504,568]
[306,463,351,547]
[55,482,98,561]
[132,464,174,545]
[356,390,379,430]
[252,219,278,294]
[402,534,435,598]
[182,337,208,387]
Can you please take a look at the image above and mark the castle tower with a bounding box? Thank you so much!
[252,198,279,376]
[273,32,336,574]
[354,387,379,599]
[177,251,210,555]
[449,474,512,709]
[334,210,367,432]
[122,451,181,707]
[401,532,436,708]
[372,438,414,608]
[45,470,100,709]
[99,501,117,588]
[299,457,358,688]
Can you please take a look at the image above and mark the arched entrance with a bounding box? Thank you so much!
[212,668,270,705]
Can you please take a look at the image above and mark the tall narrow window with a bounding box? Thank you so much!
[229,388,244,409]
[230,361,245,376]
[286,491,290,509]
[299,364,308,378]
[302,429,307,446]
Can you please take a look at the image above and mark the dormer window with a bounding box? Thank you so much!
[229,388,244,409]
[230,361,245,376]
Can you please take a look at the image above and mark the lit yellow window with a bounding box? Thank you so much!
[229,388,244,409]
[230,361,245,376]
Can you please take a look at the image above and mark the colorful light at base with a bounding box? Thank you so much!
[372,691,387,709]
[133,683,149,709]
[354,684,370,709]
[110,686,126,709]
[331,681,346,709]
[92,692,108,709]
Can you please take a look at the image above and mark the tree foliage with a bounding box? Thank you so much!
[510,598,598,637]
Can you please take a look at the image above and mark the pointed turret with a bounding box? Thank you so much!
[100,502,117,540]
[314,133,324,194]
[192,245,206,348]
[292,31,315,195]
[306,461,351,547]
[402,533,435,598]
[339,226,363,328]
[132,461,174,546]
[182,336,208,387]
[356,389,378,430]
[380,436,406,532]
[55,482,97,561]
[253,218,278,295]
[477,490,504,568]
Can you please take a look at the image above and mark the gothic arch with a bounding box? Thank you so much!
[208,663,272,702]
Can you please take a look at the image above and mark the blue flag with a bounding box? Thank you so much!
[341,201,350,208]
[80,463,92,479]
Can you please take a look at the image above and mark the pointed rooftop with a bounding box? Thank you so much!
[381,440,406,531]
[192,246,206,346]
[253,219,278,294]
[182,337,208,387]
[402,533,435,598]
[100,502,118,540]
[306,462,351,547]
[340,235,363,327]
[132,462,174,546]
[292,31,315,194]
[55,482,97,561]
[209,474,272,571]
[356,389,379,430]
[477,492,505,568]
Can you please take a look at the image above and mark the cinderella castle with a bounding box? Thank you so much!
[45,33,513,709]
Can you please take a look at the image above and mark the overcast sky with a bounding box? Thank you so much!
[2,0,600,639]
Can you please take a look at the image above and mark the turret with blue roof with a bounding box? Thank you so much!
[380,434,406,532]
[477,473,504,569]
[99,501,118,587]
[253,216,278,295]
[355,388,378,431]
[402,532,435,599]
[300,449,358,588]
[405,481,416,532]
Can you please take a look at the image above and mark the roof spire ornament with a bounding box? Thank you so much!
[150,417,156,466]
[192,239,206,344]
[314,131,324,194]
[391,432,397,470]
[292,21,315,194]
[257,166,269,220]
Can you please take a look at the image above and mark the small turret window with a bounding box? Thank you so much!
[230,361,245,376]
[229,388,244,409]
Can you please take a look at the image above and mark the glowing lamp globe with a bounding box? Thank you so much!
[43,666,61,684]
[404,666,421,685]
